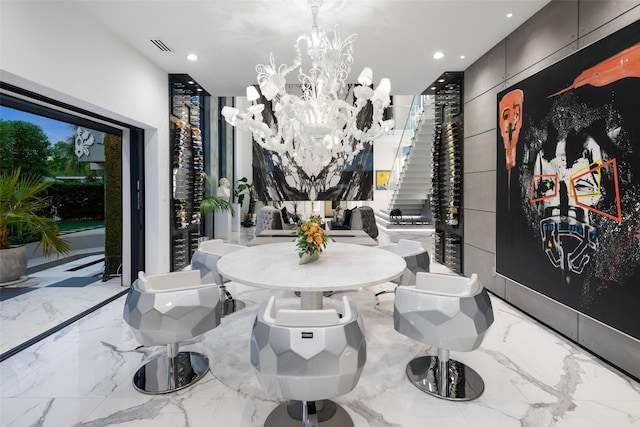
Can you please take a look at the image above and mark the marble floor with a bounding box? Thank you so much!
[0,254,125,357]
[1,227,639,426]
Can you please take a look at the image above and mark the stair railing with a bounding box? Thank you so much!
[387,95,431,210]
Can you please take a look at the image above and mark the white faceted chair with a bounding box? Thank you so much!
[123,270,222,394]
[394,272,494,400]
[378,239,430,286]
[190,239,245,314]
[251,296,366,427]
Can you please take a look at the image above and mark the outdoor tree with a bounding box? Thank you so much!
[0,119,51,177]
[48,140,74,176]
[47,137,90,177]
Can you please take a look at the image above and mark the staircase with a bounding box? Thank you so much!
[384,98,434,224]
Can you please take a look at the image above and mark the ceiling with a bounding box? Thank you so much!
[74,0,550,96]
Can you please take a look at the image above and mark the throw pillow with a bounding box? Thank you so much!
[281,207,290,224]
[342,208,353,226]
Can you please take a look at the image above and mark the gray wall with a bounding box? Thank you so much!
[463,0,640,379]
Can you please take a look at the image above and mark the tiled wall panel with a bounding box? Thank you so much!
[578,4,640,47]
[464,130,496,174]
[505,279,579,341]
[464,208,495,253]
[505,43,578,87]
[464,171,495,213]
[505,1,578,79]
[578,314,640,379]
[463,85,502,138]
[464,41,506,101]
[578,1,640,37]
[463,244,504,298]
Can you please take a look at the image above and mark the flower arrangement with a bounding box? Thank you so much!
[293,216,328,258]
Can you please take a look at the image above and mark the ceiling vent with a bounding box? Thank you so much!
[150,39,173,52]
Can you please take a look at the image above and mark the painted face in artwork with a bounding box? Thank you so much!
[530,121,620,280]
[530,42,636,280]
[499,89,524,171]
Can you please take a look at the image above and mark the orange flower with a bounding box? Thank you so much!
[294,217,328,258]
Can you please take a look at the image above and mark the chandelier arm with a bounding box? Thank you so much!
[225,0,394,188]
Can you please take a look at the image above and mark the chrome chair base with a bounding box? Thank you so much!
[406,355,485,401]
[264,400,353,427]
[132,351,209,394]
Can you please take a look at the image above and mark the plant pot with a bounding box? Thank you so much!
[0,246,28,284]
[214,211,232,239]
[298,252,320,265]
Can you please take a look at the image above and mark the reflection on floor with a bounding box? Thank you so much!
[1,226,639,426]
[0,253,124,356]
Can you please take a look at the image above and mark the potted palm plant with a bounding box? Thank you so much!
[197,173,234,239]
[197,173,234,216]
[0,168,71,284]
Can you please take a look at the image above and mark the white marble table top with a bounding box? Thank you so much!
[217,242,406,292]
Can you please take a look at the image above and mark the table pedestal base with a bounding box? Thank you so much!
[222,298,245,315]
[300,291,324,310]
[221,285,245,315]
[264,400,353,427]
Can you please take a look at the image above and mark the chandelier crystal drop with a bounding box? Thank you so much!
[221,0,394,191]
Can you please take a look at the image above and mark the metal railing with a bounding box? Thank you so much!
[387,94,432,209]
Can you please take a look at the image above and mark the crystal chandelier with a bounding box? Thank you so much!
[221,0,395,181]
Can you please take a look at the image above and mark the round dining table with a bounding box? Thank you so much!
[217,241,406,426]
[216,241,406,309]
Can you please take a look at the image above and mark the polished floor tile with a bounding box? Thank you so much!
[1,226,639,426]
[1,278,639,426]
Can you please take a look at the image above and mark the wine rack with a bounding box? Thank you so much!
[430,72,463,274]
[169,74,209,271]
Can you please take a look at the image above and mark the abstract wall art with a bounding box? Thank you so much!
[252,86,374,202]
[376,170,391,190]
[496,20,640,340]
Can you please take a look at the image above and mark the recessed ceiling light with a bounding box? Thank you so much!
[460,55,466,59]
[430,86,437,90]
[438,79,445,83]
[196,88,203,91]
[187,53,199,61]
[506,12,513,18]
[433,51,445,59]
[188,80,195,84]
